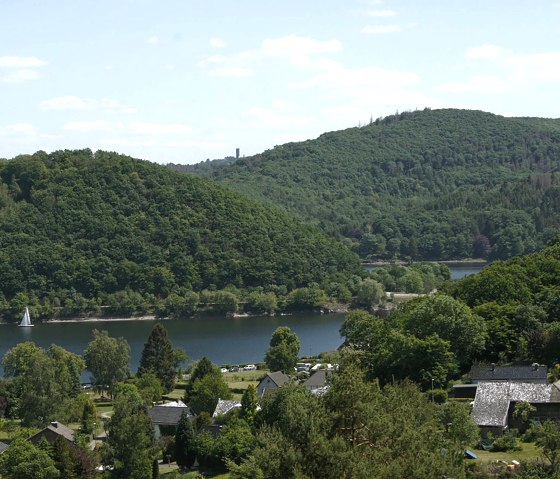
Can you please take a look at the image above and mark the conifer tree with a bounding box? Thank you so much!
[152,458,160,479]
[138,323,177,393]
[52,436,77,479]
[175,410,196,470]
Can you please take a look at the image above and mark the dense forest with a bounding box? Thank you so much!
[175,109,560,261]
[0,149,361,321]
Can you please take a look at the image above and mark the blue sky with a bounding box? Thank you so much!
[1,0,559,164]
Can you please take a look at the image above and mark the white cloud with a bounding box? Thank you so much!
[438,76,506,94]
[200,34,342,75]
[465,44,506,61]
[510,52,560,81]
[210,37,227,48]
[167,139,225,149]
[129,121,191,135]
[367,9,397,17]
[63,120,123,132]
[41,96,95,110]
[210,66,254,77]
[2,69,41,83]
[260,35,342,59]
[4,123,37,136]
[40,96,137,113]
[62,120,191,135]
[98,99,137,114]
[289,62,419,91]
[101,138,157,148]
[0,56,47,68]
[362,24,403,34]
[439,46,560,94]
[146,35,159,44]
[243,107,310,129]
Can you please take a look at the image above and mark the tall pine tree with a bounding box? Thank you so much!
[138,323,176,393]
[175,410,196,470]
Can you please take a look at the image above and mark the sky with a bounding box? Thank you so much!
[1,0,559,164]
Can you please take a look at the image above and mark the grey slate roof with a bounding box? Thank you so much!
[471,365,548,383]
[265,371,290,387]
[304,370,330,389]
[212,399,241,418]
[0,441,8,454]
[471,382,557,427]
[148,404,193,426]
[28,421,75,444]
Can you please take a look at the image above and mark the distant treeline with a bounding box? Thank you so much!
[182,108,560,261]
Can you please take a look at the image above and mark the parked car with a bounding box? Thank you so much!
[229,366,240,372]
[244,364,257,371]
[220,367,229,373]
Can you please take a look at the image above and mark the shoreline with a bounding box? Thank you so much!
[363,259,489,267]
[45,315,159,323]
[2,306,350,325]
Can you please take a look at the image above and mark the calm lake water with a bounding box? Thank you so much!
[0,312,345,377]
[363,262,486,279]
[0,264,485,377]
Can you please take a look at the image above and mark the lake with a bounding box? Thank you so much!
[363,262,486,279]
[0,263,485,377]
[0,312,345,377]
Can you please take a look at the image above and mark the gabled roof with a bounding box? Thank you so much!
[28,421,75,444]
[148,403,193,426]
[212,399,241,418]
[471,364,548,382]
[471,382,557,427]
[304,370,330,389]
[264,371,290,387]
[0,441,8,454]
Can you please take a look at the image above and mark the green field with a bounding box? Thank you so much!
[473,441,543,464]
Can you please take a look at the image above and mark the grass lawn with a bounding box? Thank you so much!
[474,441,544,464]
[222,369,266,399]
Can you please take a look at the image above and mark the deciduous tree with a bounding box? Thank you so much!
[104,383,156,479]
[84,330,130,397]
[265,326,300,373]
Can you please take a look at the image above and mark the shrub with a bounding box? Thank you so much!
[491,431,521,452]
[431,389,448,404]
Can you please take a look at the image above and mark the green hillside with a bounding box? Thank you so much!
[177,109,560,261]
[443,238,560,366]
[0,149,361,320]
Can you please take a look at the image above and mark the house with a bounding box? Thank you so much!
[257,371,290,398]
[28,421,75,446]
[471,364,548,384]
[148,400,193,438]
[0,441,9,454]
[453,364,549,399]
[304,370,331,393]
[471,381,560,435]
[212,399,241,418]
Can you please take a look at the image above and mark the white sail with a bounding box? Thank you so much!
[19,307,34,327]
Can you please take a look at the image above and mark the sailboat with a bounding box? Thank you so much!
[19,306,34,327]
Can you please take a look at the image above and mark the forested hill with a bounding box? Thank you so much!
[177,109,560,261]
[0,149,360,319]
